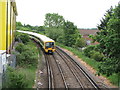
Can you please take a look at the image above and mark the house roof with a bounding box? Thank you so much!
[79,29,99,35]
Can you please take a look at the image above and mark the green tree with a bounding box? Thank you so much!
[16,22,23,27]
[16,22,23,30]
[64,21,78,47]
[44,13,65,41]
[95,4,120,76]
[75,37,86,48]
[44,13,65,28]
[45,27,64,41]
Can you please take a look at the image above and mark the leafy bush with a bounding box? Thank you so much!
[75,37,86,48]
[20,34,30,44]
[57,35,65,44]
[16,53,25,66]
[83,45,96,57]
[16,44,38,67]
[14,32,38,88]
[15,32,29,44]
[98,57,120,76]
[15,43,25,53]
[22,50,37,65]
[17,43,37,66]
[6,67,28,88]
[89,50,104,61]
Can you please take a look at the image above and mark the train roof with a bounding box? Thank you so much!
[17,30,55,42]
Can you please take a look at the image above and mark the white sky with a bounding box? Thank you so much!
[15,0,120,28]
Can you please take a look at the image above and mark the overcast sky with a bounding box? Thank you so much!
[16,0,119,28]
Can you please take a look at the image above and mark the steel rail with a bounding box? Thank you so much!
[52,54,69,89]
[55,49,85,89]
[56,46,101,90]
[44,54,55,89]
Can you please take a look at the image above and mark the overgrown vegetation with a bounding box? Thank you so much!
[5,67,28,88]
[5,32,38,88]
[87,4,120,86]
[92,4,120,81]
[16,42,38,67]
[83,45,104,61]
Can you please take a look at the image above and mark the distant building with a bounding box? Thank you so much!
[79,29,99,45]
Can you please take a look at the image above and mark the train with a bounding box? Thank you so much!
[17,30,55,54]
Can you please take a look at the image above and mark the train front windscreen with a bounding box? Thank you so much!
[45,42,54,48]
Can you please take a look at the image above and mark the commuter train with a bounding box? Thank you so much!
[17,30,55,54]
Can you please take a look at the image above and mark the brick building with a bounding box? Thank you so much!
[79,29,99,45]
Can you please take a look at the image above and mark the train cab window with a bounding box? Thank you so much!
[45,42,54,48]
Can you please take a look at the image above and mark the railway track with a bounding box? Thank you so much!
[44,53,68,89]
[43,46,104,89]
[55,46,100,89]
